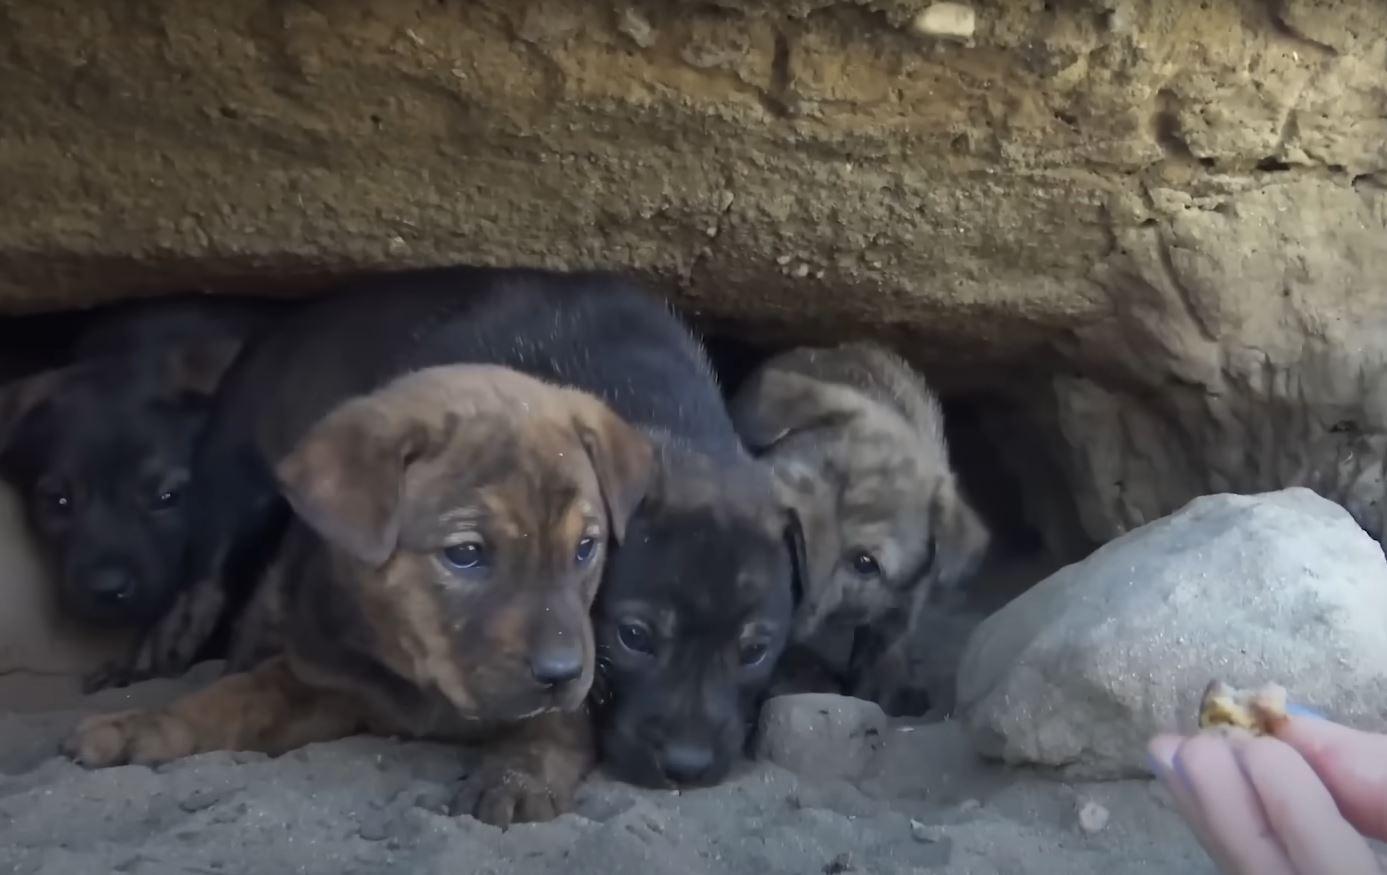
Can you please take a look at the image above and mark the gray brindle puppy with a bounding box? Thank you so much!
[729,342,989,715]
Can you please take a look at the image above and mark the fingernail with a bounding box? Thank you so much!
[1146,746,1178,780]
[1145,751,1167,777]
[1169,749,1196,787]
[1287,704,1325,720]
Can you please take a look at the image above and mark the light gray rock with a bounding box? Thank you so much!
[956,488,1387,779]
[754,693,887,782]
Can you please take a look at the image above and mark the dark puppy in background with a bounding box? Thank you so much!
[127,267,801,790]
[67,363,653,827]
[729,341,989,716]
[0,296,277,650]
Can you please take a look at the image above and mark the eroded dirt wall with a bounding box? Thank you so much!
[3,0,1386,550]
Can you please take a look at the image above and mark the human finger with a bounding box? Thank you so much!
[1151,733,1298,875]
[1276,713,1387,843]
[1231,734,1382,875]
[1149,735,1223,854]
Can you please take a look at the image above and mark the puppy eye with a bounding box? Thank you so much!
[441,542,487,571]
[153,487,182,510]
[850,550,881,578]
[738,640,770,668]
[617,620,655,656]
[35,481,72,515]
[575,536,598,565]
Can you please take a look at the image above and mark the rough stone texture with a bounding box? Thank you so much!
[754,693,887,782]
[1,1,1386,551]
[955,488,1387,779]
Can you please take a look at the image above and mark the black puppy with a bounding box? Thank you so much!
[0,297,278,644]
[128,267,801,789]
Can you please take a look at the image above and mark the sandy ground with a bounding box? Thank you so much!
[0,658,1226,875]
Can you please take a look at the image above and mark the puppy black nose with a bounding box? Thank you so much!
[87,567,135,603]
[660,742,715,783]
[529,648,584,687]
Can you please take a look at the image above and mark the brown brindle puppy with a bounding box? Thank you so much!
[65,364,653,827]
[729,342,990,716]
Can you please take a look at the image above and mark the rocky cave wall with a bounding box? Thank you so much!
[2,0,1386,558]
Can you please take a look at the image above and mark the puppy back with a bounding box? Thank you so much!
[406,273,748,465]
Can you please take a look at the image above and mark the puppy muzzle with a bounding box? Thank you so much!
[60,562,157,627]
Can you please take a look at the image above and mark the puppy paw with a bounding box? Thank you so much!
[450,764,565,828]
[63,709,196,768]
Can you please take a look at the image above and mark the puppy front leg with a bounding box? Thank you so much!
[82,576,228,693]
[135,575,229,677]
[451,708,597,829]
[851,636,932,716]
[847,610,931,717]
[66,656,364,767]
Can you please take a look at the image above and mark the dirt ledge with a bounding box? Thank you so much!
[2,0,1386,549]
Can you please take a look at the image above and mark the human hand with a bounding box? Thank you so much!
[1149,711,1387,875]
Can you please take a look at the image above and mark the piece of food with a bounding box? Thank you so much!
[1197,680,1289,736]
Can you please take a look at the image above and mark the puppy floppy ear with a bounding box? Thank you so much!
[0,368,66,456]
[570,398,654,543]
[729,368,857,454]
[275,397,427,567]
[160,339,242,397]
[929,478,990,589]
[782,506,808,609]
[763,458,823,611]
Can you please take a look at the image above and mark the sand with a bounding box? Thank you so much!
[0,661,1224,875]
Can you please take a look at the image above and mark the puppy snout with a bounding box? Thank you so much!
[659,740,716,784]
[529,645,584,687]
[85,565,137,604]
[526,594,590,691]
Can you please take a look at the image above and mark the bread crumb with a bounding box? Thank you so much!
[1197,680,1288,736]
